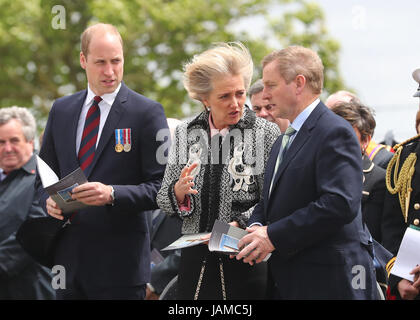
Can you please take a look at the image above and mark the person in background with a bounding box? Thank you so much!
[0,106,55,300]
[330,99,386,242]
[382,132,420,300]
[249,79,289,133]
[157,42,280,299]
[37,23,168,299]
[326,90,394,169]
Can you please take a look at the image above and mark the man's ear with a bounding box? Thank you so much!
[295,74,306,95]
[80,51,86,70]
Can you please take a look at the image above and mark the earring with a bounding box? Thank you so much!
[206,106,211,112]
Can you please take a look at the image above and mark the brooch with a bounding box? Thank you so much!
[228,143,255,192]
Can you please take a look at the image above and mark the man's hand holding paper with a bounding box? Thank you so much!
[235,225,275,265]
[71,182,113,206]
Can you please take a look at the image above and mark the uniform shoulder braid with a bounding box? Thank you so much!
[386,133,420,223]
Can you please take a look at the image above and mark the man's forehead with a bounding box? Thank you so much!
[0,119,25,138]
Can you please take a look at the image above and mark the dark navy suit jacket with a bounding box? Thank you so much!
[36,82,168,289]
[249,101,377,299]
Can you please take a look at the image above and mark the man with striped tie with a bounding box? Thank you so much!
[37,23,168,299]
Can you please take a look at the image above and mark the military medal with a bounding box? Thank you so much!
[123,128,131,152]
[115,129,124,152]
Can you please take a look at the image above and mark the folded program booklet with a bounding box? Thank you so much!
[36,155,89,213]
[161,219,271,261]
[160,232,211,251]
[208,219,248,254]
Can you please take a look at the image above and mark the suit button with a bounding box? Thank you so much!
[414,203,420,210]
[414,219,420,226]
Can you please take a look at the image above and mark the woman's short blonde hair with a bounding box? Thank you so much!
[262,45,324,94]
[183,42,253,102]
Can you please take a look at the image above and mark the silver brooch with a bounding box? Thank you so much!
[228,143,254,192]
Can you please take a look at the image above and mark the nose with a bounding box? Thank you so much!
[259,107,269,118]
[262,87,270,100]
[2,141,13,152]
[229,96,239,109]
[103,62,114,77]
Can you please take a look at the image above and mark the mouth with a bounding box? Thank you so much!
[228,110,240,117]
[102,79,116,86]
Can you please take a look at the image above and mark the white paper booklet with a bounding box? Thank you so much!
[391,226,420,282]
[36,155,89,213]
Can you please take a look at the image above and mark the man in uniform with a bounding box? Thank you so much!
[382,70,420,300]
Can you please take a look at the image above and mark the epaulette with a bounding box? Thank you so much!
[385,257,396,278]
[386,134,419,223]
[392,133,420,151]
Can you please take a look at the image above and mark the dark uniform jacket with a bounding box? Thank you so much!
[362,155,386,242]
[382,134,420,299]
[0,154,55,299]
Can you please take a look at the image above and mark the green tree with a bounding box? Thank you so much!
[268,0,347,98]
[0,0,347,125]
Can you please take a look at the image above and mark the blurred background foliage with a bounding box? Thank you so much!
[0,0,346,129]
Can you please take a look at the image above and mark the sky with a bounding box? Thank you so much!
[234,0,420,142]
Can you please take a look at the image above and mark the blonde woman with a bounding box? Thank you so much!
[157,42,280,299]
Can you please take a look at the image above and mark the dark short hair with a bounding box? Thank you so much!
[330,99,376,142]
[248,79,264,98]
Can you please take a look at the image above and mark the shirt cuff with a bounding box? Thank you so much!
[178,195,191,212]
[249,222,263,228]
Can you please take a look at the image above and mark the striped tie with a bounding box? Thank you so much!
[269,126,296,196]
[78,96,102,173]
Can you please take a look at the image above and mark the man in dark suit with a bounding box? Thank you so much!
[235,46,377,299]
[37,23,168,299]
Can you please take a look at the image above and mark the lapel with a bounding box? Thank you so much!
[268,102,327,203]
[86,82,128,178]
[68,90,88,169]
[263,137,281,206]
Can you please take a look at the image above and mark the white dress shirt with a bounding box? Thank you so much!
[75,83,121,155]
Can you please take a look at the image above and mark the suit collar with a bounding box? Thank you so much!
[290,98,320,132]
[68,90,88,168]
[267,101,327,200]
[86,82,128,177]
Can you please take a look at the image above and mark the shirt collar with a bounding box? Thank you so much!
[0,153,36,180]
[290,98,320,132]
[208,112,230,138]
[86,83,122,107]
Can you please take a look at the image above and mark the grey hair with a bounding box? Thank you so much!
[183,42,254,103]
[0,106,36,142]
[248,79,264,98]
